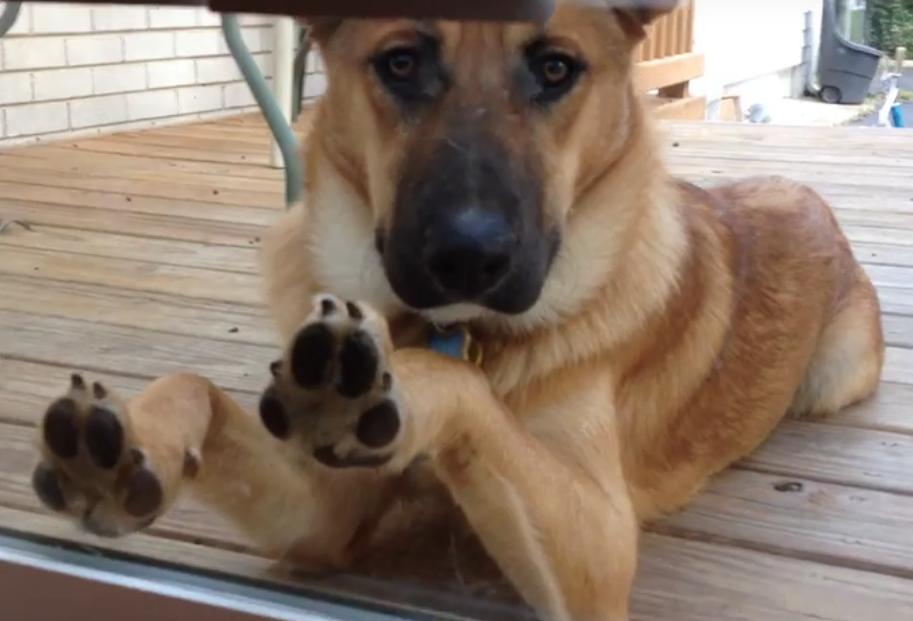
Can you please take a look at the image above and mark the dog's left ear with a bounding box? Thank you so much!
[300,17,343,47]
[613,1,679,42]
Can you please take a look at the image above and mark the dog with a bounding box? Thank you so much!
[32,4,884,620]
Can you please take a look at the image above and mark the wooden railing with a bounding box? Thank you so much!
[633,1,706,120]
[636,1,696,61]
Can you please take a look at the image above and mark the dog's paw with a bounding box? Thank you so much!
[261,295,405,469]
[33,375,187,537]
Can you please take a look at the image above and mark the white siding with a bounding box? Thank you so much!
[146,58,196,88]
[691,0,823,113]
[4,100,69,137]
[0,3,327,146]
[33,67,94,100]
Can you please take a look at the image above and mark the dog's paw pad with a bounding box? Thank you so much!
[123,468,164,518]
[338,330,379,399]
[43,398,80,459]
[345,301,364,320]
[259,388,291,440]
[34,375,173,534]
[320,297,338,316]
[263,294,405,469]
[291,323,335,388]
[85,406,124,470]
[32,462,68,512]
[356,400,401,448]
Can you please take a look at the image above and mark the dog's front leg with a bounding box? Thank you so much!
[32,372,393,569]
[261,296,637,619]
[393,351,638,621]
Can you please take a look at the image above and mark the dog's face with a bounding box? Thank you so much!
[309,5,665,325]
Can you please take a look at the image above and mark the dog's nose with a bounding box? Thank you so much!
[424,208,514,299]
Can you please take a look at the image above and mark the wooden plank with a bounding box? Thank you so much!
[0,180,279,226]
[853,242,913,267]
[836,211,913,232]
[126,120,297,140]
[828,381,913,434]
[634,534,913,621]
[0,198,266,247]
[668,141,913,164]
[843,225,913,248]
[634,52,705,92]
[666,145,913,171]
[140,118,304,140]
[62,137,272,166]
[0,163,283,209]
[664,121,913,151]
[0,309,273,393]
[117,123,281,145]
[665,139,913,162]
[650,96,706,121]
[866,264,913,290]
[883,313,913,348]
[683,2,694,55]
[665,119,913,143]
[741,420,913,495]
[655,469,913,578]
[0,358,257,428]
[42,142,283,179]
[669,162,913,191]
[875,286,913,318]
[0,246,262,306]
[0,151,284,192]
[655,15,669,58]
[0,275,276,351]
[0,223,260,274]
[885,346,913,385]
[105,130,277,157]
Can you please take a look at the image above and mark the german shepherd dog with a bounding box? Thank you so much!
[33,4,884,620]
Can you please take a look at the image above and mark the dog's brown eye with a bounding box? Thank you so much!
[373,38,445,105]
[528,51,583,105]
[385,49,419,81]
[542,58,570,85]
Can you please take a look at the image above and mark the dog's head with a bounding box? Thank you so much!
[306,3,672,327]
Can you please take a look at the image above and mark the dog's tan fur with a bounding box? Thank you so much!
[35,5,884,620]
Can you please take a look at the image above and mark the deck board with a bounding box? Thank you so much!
[1,115,911,619]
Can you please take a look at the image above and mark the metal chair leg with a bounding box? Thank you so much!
[220,14,304,207]
[0,2,23,39]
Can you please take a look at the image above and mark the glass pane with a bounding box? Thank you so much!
[1,1,910,621]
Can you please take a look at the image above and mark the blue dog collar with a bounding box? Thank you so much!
[428,325,483,366]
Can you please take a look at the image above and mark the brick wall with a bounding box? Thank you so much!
[0,3,327,146]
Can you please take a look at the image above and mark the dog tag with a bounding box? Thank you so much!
[429,326,484,366]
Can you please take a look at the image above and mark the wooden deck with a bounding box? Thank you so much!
[0,116,912,620]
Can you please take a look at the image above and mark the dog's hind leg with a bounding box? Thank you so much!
[791,267,885,418]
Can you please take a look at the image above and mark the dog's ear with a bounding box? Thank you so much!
[300,17,343,46]
[613,1,679,42]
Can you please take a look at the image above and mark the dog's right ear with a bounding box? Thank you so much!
[300,18,343,46]
[612,1,679,42]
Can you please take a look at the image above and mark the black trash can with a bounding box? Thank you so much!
[818,0,882,105]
